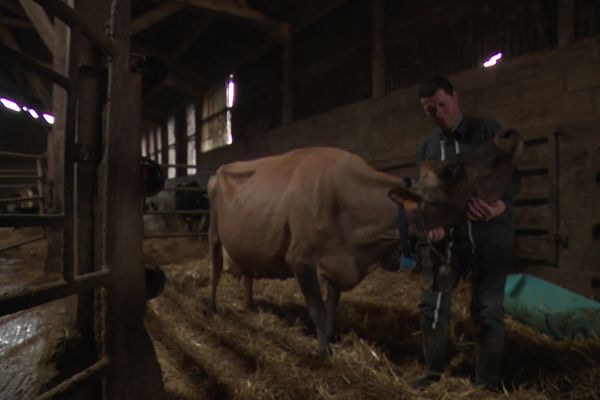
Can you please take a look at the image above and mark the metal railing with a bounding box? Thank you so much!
[143,163,211,239]
[0,0,122,398]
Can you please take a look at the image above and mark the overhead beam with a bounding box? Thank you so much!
[19,0,55,52]
[172,0,280,34]
[129,3,184,35]
[0,0,27,17]
[0,16,34,28]
[0,25,51,107]
[294,0,350,30]
[31,0,117,55]
[229,0,350,74]
[171,16,214,60]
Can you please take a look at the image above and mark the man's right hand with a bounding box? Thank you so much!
[427,227,445,242]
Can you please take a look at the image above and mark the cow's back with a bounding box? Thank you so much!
[209,148,354,275]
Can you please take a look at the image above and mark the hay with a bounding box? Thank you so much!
[145,239,600,400]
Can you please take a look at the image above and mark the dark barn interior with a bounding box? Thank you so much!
[0,0,599,399]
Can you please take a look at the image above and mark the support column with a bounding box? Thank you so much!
[101,0,164,397]
[45,5,69,274]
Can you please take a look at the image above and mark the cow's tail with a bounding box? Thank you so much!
[207,175,222,314]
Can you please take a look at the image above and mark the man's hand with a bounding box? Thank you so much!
[467,197,506,221]
[427,227,445,242]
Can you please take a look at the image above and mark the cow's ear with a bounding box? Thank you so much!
[388,186,421,205]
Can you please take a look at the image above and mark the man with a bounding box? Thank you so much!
[412,77,520,390]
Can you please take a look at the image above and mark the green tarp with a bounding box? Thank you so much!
[504,273,600,340]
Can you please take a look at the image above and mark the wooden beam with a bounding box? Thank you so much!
[294,0,350,30]
[0,0,27,17]
[172,0,280,34]
[32,0,117,55]
[0,39,70,89]
[171,16,214,60]
[0,25,51,107]
[129,3,184,35]
[229,0,350,75]
[19,0,55,52]
[0,16,34,28]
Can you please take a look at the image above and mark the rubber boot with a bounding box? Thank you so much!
[475,342,504,390]
[411,325,450,390]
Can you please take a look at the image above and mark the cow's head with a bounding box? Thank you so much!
[389,128,523,229]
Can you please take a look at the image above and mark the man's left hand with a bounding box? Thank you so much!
[467,197,506,221]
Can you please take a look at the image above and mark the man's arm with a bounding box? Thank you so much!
[468,118,522,221]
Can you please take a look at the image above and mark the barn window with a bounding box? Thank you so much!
[167,116,176,178]
[148,129,155,157]
[186,103,197,175]
[200,75,235,153]
[141,135,147,157]
[155,125,163,162]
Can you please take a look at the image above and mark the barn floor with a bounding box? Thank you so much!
[144,238,600,400]
[0,233,597,399]
[0,228,74,400]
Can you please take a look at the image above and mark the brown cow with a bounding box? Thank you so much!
[208,128,523,358]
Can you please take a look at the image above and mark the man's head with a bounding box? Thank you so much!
[419,77,461,131]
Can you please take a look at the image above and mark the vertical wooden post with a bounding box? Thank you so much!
[160,120,169,165]
[35,157,44,213]
[281,22,294,125]
[194,98,203,169]
[101,0,164,397]
[372,0,385,98]
[45,10,69,274]
[175,105,187,177]
[558,0,574,46]
[69,3,110,396]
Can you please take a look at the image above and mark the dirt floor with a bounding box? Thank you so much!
[143,238,600,400]
[0,232,598,399]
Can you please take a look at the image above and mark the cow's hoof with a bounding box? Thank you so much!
[316,344,333,361]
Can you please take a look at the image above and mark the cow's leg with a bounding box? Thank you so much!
[243,274,256,311]
[209,242,223,315]
[325,281,341,341]
[293,264,330,358]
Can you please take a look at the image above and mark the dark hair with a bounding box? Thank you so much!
[419,77,454,98]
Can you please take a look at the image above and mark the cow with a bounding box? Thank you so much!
[174,181,210,234]
[208,128,523,358]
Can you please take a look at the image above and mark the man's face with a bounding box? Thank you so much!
[420,88,461,131]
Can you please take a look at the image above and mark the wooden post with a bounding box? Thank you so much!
[160,119,169,165]
[372,0,385,98]
[45,6,69,274]
[281,22,293,125]
[65,3,110,398]
[194,98,203,167]
[558,0,574,46]
[101,0,164,397]
[175,105,187,177]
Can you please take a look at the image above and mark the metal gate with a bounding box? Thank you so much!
[0,0,163,399]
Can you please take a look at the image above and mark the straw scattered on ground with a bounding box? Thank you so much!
[144,238,600,400]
